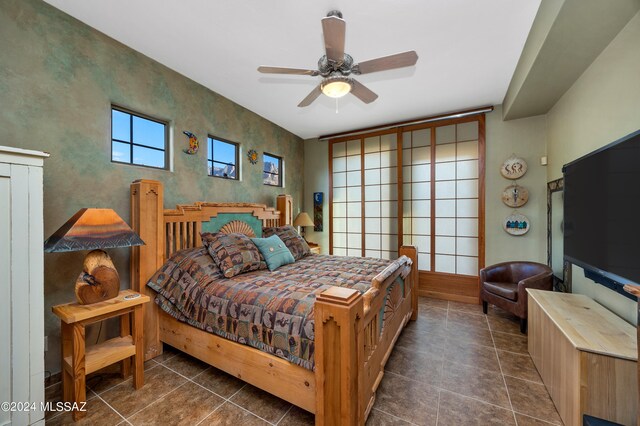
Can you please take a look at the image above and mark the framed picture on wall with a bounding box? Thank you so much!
[314,192,323,232]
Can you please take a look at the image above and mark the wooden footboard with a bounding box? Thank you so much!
[364,246,417,418]
[158,310,316,412]
[130,179,418,425]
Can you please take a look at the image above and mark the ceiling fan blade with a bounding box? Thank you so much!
[298,85,323,107]
[350,80,378,104]
[321,15,346,63]
[258,66,318,76]
[355,51,418,74]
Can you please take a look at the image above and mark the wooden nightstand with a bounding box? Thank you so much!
[307,242,321,254]
[52,290,149,420]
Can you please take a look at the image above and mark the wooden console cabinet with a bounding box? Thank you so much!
[528,289,638,425]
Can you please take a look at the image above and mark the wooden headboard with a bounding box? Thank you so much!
[129,179,289,359]
[163,202,281,258]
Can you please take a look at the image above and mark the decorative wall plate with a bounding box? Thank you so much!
[247,149,258,165]
[501,184,529,208]
[501,155,527,179]
[503,213,530,236]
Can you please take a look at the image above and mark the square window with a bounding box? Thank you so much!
[263,153,283,187]
[208,137,239,180]
[111,106,168,169]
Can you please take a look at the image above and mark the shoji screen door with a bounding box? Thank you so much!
[402,118,484,301]
[330,132,399,259]
[363,133,398,260]
[331,139,362,257]
[329,115,485,301]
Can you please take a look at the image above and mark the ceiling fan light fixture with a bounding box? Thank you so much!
[259,10,418,107]
[321,77,352,98]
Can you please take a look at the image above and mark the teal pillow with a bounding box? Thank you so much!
[251,235,295,271]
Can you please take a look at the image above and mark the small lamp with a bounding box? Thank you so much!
[44,208,145,305]
[293,212,315,241]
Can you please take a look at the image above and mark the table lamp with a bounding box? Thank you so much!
[44,208,145,305]
[293,211,315,241]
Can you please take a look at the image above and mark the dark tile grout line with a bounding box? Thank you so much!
[371,406,421,425]
[193,380,252,426]
[46,385,100,422]
[226,399,278,425]
[434,384,442,426]
[487,311,518,425]
[94,391,129,424]
[192,377,254,426]
[516,412,562,425]
[141,381,199,421]
[432,307,447,425]
[274,404,294,425]
[502,373,543,386]
[117,372,192,423]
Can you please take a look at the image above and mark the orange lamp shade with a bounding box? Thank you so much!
[293,212,314,228]
[44,208,144,253]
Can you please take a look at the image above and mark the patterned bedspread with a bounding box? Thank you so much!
[147,247,412,370]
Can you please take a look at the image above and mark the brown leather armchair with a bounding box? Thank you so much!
[480,261,553,333]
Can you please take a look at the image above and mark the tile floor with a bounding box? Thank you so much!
[45,297,563,425]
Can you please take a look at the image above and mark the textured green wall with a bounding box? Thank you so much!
[0,0,303,373]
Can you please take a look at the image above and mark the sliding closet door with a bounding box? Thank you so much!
[402,128,431,271]
[330,134,399,259]
[411,117,484,302]
[433,121,481,276]
[363,133,398,260]
[329,114,484,301]
[331,139,362,256]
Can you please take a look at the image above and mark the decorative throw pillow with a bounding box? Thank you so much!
[200,232,265,278]
[251,235,295,271]
[262,225,310,260]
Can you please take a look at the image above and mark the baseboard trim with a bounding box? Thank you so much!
[417,289,479,304]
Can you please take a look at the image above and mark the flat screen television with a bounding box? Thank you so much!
[563,129,640,299]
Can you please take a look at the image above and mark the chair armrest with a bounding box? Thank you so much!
[517,271,553,293]
[480,264,511,283]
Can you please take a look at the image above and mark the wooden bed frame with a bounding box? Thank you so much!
[129,179,418,425]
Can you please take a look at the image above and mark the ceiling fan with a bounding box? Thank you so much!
[258,10,418,107]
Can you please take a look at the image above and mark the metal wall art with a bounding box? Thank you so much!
[182,131,199,155]
[247,149,258,165]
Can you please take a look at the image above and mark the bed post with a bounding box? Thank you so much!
[399,245,419,321]
[276,194,293,225]
[315,287,364,425]
[130,179,164,360]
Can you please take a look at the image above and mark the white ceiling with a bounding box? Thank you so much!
[44,0,541,139]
